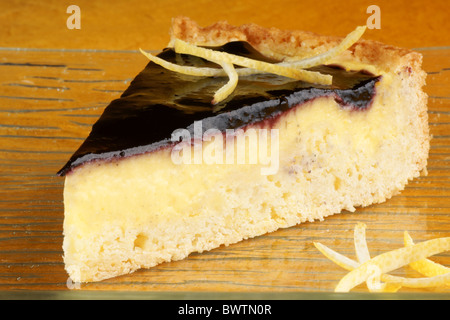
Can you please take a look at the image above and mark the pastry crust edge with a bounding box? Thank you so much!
[169,16,423,74]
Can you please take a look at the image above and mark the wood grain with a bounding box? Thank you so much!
[0,48,449,295]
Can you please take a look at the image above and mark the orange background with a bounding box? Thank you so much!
[1,0,449,50]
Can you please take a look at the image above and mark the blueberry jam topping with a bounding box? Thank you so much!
[58,41,380,176]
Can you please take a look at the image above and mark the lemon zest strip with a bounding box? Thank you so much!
[314,224,450,292]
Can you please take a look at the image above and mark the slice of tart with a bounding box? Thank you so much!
[58,17,429,283]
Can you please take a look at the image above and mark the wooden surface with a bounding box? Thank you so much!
[0,0,449,296]
[0,47,449,295]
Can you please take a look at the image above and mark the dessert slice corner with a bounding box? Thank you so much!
[60,18,430,283]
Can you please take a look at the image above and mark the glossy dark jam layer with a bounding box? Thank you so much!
[58,41,380,176]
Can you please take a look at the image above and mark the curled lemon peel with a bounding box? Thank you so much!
[352,223,402,292]
[140,25,367,104]
[139,48,222,77]
[314,224,450,293]
[139,48,259,78]
[404,231,450,280]
[212,61,238,105]
[354,222,371,263]
[280,26,367,68]
[173,38,332,85]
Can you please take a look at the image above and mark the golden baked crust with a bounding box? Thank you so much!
[170,16,422,74]
[170,16,429,171]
